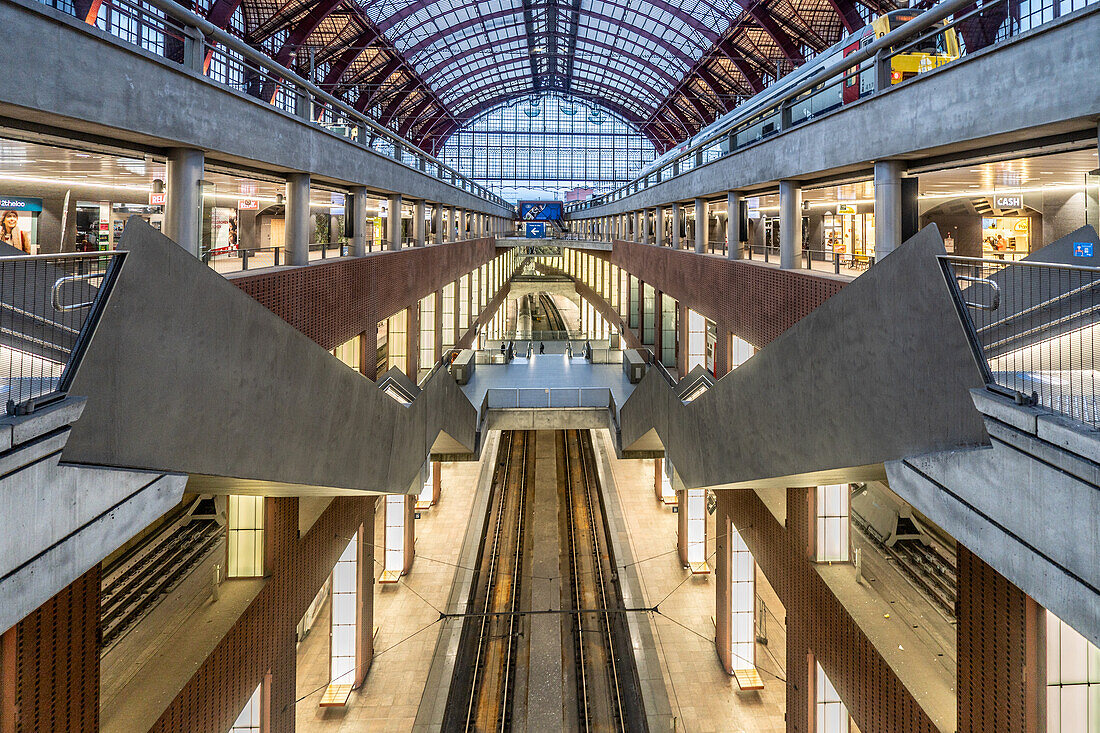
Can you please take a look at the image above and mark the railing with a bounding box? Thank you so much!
[26,0,509,210]
[939,256,1099,428]
[565,0,1095,214]
[484,387,616,409]
[0,251,125,414]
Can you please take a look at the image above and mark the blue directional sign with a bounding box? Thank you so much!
[1072,241,1093,258]
[526,222,546,238]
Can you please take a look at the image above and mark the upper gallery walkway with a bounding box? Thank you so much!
[0,0,513,259]
[569,0,1099,220]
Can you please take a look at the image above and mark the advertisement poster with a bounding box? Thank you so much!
[209,207,238,256]
[0,196,42,253]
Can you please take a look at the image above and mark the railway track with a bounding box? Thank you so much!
[560,429,638,732]
[444,430,532,731]
[100,516,223,651]
[444,430,647,731]
[537,293,567,332]
[852,513,957,618]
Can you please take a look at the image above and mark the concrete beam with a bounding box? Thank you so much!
[62,219,478,495]
[618,225,988,489]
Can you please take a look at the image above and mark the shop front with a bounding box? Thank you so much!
[821,204,875,267]
[920,196,1039,260]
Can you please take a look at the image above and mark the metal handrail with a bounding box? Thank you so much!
[53,272,107,311]
[566,0,1094,214]
[24,0,508,211]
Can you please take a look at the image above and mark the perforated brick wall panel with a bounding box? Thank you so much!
[6,566,100,733]
[719,490,938,733]
[956,546,1041,732]
[604,241,845,348]
[232,239,498,351]
[151,497,374,733]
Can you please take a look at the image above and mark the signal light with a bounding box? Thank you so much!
[891,71,902,80]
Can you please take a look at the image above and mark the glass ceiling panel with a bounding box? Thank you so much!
[355,0,744,121]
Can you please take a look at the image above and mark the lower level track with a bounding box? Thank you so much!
[443,430,647,732]
[444,430,532,731]
[559,429,646,732]
[100,516,223,650]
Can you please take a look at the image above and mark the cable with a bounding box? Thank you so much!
[285,617,444,708]
[650,609,786,683]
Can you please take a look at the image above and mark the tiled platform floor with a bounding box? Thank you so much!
[295,459,483,732]
[596,430,787,733]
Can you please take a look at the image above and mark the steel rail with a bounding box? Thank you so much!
[576,430,627,730]
[464,431,514,730]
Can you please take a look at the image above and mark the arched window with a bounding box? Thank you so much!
[441,94,655,200]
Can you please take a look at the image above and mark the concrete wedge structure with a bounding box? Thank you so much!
[60,218,477,495]
[618,224,990,489]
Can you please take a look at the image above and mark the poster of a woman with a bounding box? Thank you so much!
[1,210,31,253]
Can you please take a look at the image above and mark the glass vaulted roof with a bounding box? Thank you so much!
[359,0,743,123]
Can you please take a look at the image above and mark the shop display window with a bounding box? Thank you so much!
[823,213,875,264]
[982,216,1031,261]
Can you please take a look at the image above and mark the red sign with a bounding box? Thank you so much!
[149,192,166,206]
[237,199,259,210]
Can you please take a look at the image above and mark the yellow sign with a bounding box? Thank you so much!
[837,204,856,215]
[1014,219,1029,233]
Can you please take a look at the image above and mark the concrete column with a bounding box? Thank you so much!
[413,200,426,247]
[387,194,402,251]
[672,203,682,249]
[655,207,665,247]
[779,180,801,269]
[874,159,905,262]
[431,203,442,245]
[714,497,733,674]
[163,148,204,257]
[447,206,456,243]
[458,209,466,240]
[694,198,707,254]
[285,172,311,266]
[643,209,652,244]
[727,191,742,260]
[350,186,368,256]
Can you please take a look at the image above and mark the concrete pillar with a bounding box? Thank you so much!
[458,209,466,240]
[655,207,665,247]
[285,172,311,266]
[694,198,707,254]
[431,203,442,245]
[643,209,652,244]
[350,186,368,256]
[387,194,402,251]
[727,191,742,260]
[779,180,801,269]
[163,148,204,257]
[672,203,682,248]
[874,159,905,262]
[412,200,425,247]
[446,207,455,243]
